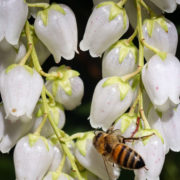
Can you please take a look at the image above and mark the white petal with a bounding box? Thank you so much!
[161,105,180,152]
[149,0,177,13]
[80,4,129,57]
[3,0,28,45]
[34,4,77,63]
[0,105,34,153]
[142,54,180,111]
[14,135,54,180]
[90,78,133,131]
[0,66,43,122]
[143,19,178,61]
[44,172,74,180]
[134,136,165,180]
[102,45,137,78]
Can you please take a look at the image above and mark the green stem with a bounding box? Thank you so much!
[127,28,138,43]
[121,66,142,81]
[27,3,49,9]
[56,154,66,174]
[129,89,140,115]
[139,0,156,17]
[69,132,86,140]
[45,88,55,104]
[117,0,128,7]
[19,43,32,65]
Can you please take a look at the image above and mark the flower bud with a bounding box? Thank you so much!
[14,134,54,180]
[0,105,34,153]
[143,17,178,61]
[0,0,28,45]
[102,40,138,78]
[80,2,129,57]
[134,135,165,180]
[0,39,26,73]
[46,66,84,110]
[32,102,65,137]
[142,54,180,112]
[90,77,133,131]
[34,4,78,63]
[161,104,180,152]
[0,65,43,122]
[75,132,120,180]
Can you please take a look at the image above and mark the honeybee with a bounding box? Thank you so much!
[93,129,150,171]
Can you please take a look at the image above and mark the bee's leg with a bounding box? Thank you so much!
[123,133,154,142]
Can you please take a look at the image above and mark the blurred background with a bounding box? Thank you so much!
[0,0,180,179]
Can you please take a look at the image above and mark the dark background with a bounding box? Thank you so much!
[0,0,180,179]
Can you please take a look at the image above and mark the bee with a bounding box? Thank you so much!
[93,129,150,170]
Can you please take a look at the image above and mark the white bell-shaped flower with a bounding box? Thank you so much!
[34,4,78,63]
[143,17,178,61]
[93,0,119,6]
[44,172,74,180]
[0,39,26,73]
[46,66,84,110]
[0,0,28,45]
[0,65,43,122]
[0,105,34,153]
[14,134,54,180]
[90,77,133,131]
[80,1,129,57]
[177,0,180,4]
[149,0,177,13]
[142,54,180,112]
[81,170,101,180]
[102,40,138,78]
[134,135,165,180]
[75,132,120,180]
[161,104,180,152]
[32,102,65,137]
[147,108,169,154]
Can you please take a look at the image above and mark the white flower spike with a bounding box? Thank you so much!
[46,66,84,110]
[102,40,138,78]
[0,0,28,45]
[0,105,34,153]
[142,54,180,112]
[34,4,78,63]
[14,134,54,180]
[0,65,43,122]
[90,77,133,131]
[80,1,129,57]
[143,17,178,61]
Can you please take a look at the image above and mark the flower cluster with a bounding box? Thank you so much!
[0,0,180,180]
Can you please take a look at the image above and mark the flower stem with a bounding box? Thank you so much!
[117,0,127,7]
[129,89,140,115]
[121,65,142,81]
[56,154,66,174]
[139,0,156,17]
[19,43,32,65]
[27,3,49,9]
[127,28,138,43]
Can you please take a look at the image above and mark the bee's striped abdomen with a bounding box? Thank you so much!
[112,144,145,169]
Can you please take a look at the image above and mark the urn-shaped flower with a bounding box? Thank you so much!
[46,66,84,110]
[102,40,137,77]
[14,134,54,180]
[143,17,178,61]
[0,65,43,122]
[34,4,78,63]
[0,0,28,45]
[142,54,180,112]
[90,77,133,131]
[80,1,129,57]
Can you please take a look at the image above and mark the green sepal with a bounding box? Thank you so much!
[47,65,80,96]
[108,40,138,64]
[131,74,140,91]
[144,17,168,37]
[75,132,94,156]
[96,2,127,29]
[102,76,131,100]
[5,64,33,75]
[115,113,137,133]
[135,129,164,145]
[38,3,65,26]
[28,134,50,151]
